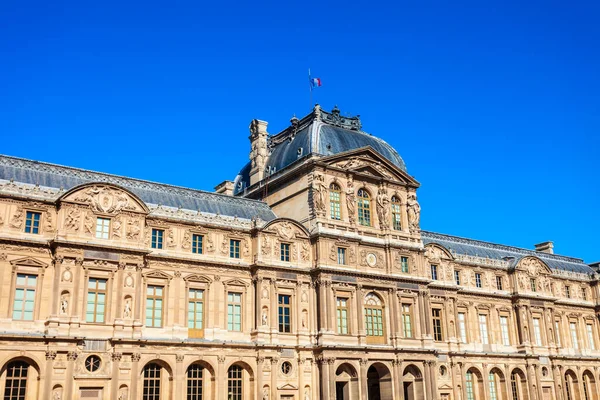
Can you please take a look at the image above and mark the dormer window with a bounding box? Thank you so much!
[357,189,371,226]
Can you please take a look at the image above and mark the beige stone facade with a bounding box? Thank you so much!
[0,106,598,400]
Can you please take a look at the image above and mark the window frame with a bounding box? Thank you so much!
[24,211,41,234]
[227,365,243,400]
[569,321,579,349]
[500,315,511,346]
[227,291,243,332]
[455,270,461,285]
[12,273,38,321]
[432,307,444,342]
[458,311,467,343]
[336,296,349,335]
[151,228,164,249]
[496,276,503,290]
[401,256,409,273]
[86,277,108,323]
[4,361,30,400]
[430,265,438,280]
[142,363,162,400]
[401,303,413,338]
[532,317,543,346]
[478,313,489,344]
[280,242,291,262]
[475,273,482,288]
[357,188,372,226]
[391,196,402,230]
[187,288,205,337]
[191,234,204,254]
[337,247,346,265]
[364,292,385,344]
[278,294,292,333]
[329,183,342,220]
[95,217,111,239]
[145,285,165,328]
[586,323,595,350]
[229,239,241,259]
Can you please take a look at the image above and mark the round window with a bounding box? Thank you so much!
[439,366,447,376]
[85,355,101,373]
[281,361,292,376]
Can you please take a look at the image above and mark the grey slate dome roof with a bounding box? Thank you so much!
[0,155,276,222]
[233,105,406,195]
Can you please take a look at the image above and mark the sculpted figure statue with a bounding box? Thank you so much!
[60,295,68,314]
[376,188,390,229]
[346,178,356,224]
[407,193,421,232]
[312,174,327,214]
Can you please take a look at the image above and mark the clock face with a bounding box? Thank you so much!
[366,253,377,267]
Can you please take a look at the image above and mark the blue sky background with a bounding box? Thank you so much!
[1,1,598,262]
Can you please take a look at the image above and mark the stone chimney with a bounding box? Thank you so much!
[534,241,554,254]
[249,119,268,186]
[214,180,235,196]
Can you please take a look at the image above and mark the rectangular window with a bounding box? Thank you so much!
[530,278,537,292]
[151,229,164,249]
[500,316,510,345]
[337,247,346,265]
[496,276,503,290]
[12,274,36,320]
[86,278,107,323]
[145,285,163,327]
[402,304,413,338]
[230,239,240,259]
[330,189,341,220]
[458,312,467,343]
[188,289,204,330]
[432,308,443,342]
[475,273,482,288]
[278,294,291,333]
[533,318,542,346]
[555,320,561,347]
[24,211,41,234]
[337,297,348,334]
[570,322,579,349]
[587,324,595,350]
[489,373,498,400]
[582,288,588,300]
[431,265,438,280]
[455,270,461,285]
[227,292,242,331]
[364,306,384,337]
[95,217,110,239]
[466,372,474,400]
[192,234,203,254]
[280,243,290,262]
[401,256,409,273]
[392,202,402,230]
[565,285,571,298]
[479,314,489,344]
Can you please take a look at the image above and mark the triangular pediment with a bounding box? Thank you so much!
[321,147,419,187]
[183,274,212,284]
[142,270,173,280]
[10,257,48,268]
[223,278,249,287]
[278,383,298,390]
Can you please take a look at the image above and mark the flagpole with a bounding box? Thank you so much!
[308,68,313,111]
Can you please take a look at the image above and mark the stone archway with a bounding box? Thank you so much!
[335,363,358,400]
[402,364,424,400]
[367,362,393,400]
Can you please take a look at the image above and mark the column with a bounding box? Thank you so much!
[255,278,262,331]
[111,353,122,398]
[44,351,56,397]
[298,357,305,400]
[482,363,490,400]
[359,358,368,400]
[217,355,225,400]
[64,351,78,399]
[422,361,432,400]
[271,358,279,400]
[255,357,264,398]
[130,353,141,400]
[175,355,184,398]
[320,358,331,400]
[393,359,404,400]
[428,361,438,400]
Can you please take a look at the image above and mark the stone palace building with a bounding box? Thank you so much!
[0,105,598,400]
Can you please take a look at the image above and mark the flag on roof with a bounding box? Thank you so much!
[310,77,322,88]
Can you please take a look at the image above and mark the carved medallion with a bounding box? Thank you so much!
[366,253,377,267]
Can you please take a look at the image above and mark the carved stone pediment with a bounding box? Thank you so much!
[184,274,212,284]
[142,270,173,280]
[263,219,309,240]
[424,244,452,263]
[331,155,397,180]
[517,257,551,275]
[61,184,148,214]
[10,257,48,268]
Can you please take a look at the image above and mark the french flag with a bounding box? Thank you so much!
[310,77,322,88]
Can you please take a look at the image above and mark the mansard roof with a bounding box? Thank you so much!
[233,105,406,195]
[0,155,276,222]
[422,231,594,275]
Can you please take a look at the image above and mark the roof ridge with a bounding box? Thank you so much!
[421,230,586,265]
[0,154,271,208]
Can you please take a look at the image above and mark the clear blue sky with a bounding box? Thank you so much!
[1,1,598,262]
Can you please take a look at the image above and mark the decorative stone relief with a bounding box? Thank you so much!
[166,228,176,249]
[261,236,271,255]
[65,208,81,232]
[274,221,297,240]
[181,230,191,250]
[59,292,69,315]
[67,185,140,214]
[61,267,72,282]
[45,211,54,232]
[9,207,24,229]
[205,234,215,253]
[112,216,122,238]
[300,242,310,261]
[83,211,94,235]
[329,245,337,262]
[126,218,141,240]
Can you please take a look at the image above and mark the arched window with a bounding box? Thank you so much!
[510,370,528,400]
[357,189,371,226]
[228,365,243,400]
[488,372,498,400]
[582,371,596,400]
[143,363,161,400]
[565,371,580,400]
[187,364,204,400]
[364,293,384,344]
[330,183,341,220]
[465,371,475,400]
[4,361,29,400]
[391,196,402,230]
